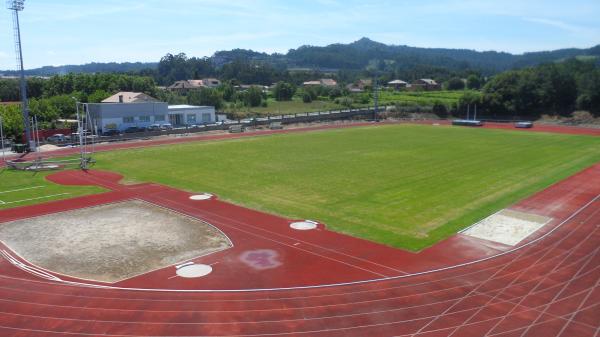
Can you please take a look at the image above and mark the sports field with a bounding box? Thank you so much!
[0,170,103,208]
[2,124,600,250]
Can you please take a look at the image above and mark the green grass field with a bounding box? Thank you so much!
[223,98,344,117]
[0,170,103,208]
[222,90,468,117]
[2,124,600,250]
[378,90,475,106]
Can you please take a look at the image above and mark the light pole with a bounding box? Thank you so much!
[7,0,32,151]
[0,114,5,162]
[72,97,86,169]
[373,77,379,121]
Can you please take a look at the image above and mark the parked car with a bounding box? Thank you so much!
[161,123,173,130]
[515,121,533,128]
[147,124,162,131]
[124,126,143,133]
[46,133,67,142]
[101,129,121,137]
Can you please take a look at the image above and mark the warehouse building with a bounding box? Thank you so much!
[87,92,216,132]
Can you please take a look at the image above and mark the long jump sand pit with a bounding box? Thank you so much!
[461,209,552,246]
[0,200,232,283]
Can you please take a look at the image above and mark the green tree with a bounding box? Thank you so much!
[273,82,295,101]
[466,75,482,90]
[29,98,60,127]
[187,88,224,109]
[47,95,77,118]
[87,90,111,103]
[302,91,313,103]
[242,86,263,107]
[432,100,448,117]
[219,82,236,102]
[446,77,465,90]
[0,104,24,140]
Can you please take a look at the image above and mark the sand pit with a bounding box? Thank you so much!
[0,200,231,283]
[461,209,551,246]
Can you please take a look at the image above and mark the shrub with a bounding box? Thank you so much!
[571,110,595,123]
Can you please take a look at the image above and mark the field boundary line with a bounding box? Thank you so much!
[0,186,44,195]
[2,193,70,205]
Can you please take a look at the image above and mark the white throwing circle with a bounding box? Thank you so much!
[290,221,318,230]
[176,264,213,278]
[189,193,213,201]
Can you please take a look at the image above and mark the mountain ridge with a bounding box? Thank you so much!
[2,38,598,76]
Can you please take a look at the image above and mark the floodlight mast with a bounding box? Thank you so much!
[7,0,33,151]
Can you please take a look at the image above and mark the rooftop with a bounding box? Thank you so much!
[102,92,159,103]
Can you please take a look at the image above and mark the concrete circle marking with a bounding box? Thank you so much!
[290,221,318,230]
[189,193,213,201]
[176,264,213,278]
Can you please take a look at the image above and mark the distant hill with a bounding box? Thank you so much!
[2,38,598,76]
[0,62,157,76]
[212,38,599,74]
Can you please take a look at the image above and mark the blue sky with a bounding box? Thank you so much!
[1,0,599,69]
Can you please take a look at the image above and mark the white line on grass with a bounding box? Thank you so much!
[0,186,45,195]
[1,193,70,205]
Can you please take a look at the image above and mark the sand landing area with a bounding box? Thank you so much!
[461,209,551,246]
[0,199,231,283]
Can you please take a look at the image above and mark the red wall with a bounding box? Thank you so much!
[21,128,72,142]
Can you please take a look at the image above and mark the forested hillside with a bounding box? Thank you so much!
[3,38,598,77]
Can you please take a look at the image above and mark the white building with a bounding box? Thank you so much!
[88,102,168,131]
[88,92,216,131]
[167,105,216,126]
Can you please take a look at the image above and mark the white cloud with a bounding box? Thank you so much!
[524,17,588,34]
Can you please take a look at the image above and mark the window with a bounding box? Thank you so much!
[186,114,196,124]
[139,116,150,122]
[154,115,165,122]
[201,113,212,122]
[123,117,134,123]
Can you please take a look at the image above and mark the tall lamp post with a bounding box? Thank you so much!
[7,0,33,151]
[0,114,5,162]
[373,77,379,121]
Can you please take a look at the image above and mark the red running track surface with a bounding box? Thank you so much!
[0,122,599,336]
[0,160,598,335]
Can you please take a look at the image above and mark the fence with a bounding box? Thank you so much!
[38,106,389,146]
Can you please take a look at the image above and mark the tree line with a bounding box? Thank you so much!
[459,59,600,118]
[2,56,599,141]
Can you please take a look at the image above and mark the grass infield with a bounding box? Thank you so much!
[2,124,600,250]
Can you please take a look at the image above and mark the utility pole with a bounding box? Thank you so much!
[7,0,33,151]
[0,115,5,162]
[373,77,379,121]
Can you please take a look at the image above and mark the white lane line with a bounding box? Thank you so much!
[2,193,70,205]
[41,194,600,293]
[0,200,5,205]
[0,186,45,195]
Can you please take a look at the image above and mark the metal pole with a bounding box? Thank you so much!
[474,104,477,120]
[0,115,5,162]
[75,101,84,168]
[12,9,32,151]
[86,103,96,157]
[467,104,470,120]
[33,115,40,160]
[373,78,378,121]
